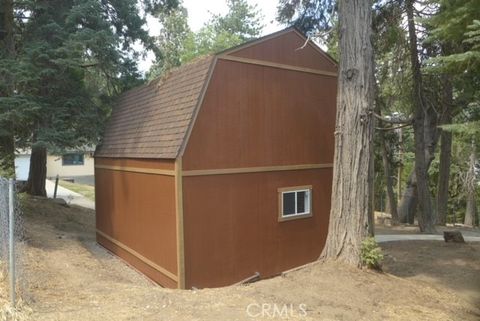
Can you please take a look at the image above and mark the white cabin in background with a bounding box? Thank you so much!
[15,147,95,185]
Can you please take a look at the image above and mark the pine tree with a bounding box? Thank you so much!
[0,0,178,195]
[149,0,264,76]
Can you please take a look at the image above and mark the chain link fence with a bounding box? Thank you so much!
[0,177,28,313]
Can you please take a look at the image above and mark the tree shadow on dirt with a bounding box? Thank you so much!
[382,240,480,307]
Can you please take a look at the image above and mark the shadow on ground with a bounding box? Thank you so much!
[382,240,480,307]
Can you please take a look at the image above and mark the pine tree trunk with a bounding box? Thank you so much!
[23,144,47,196]
[397,112,439,225]
[406,0,436,233]
[436,81,453,225]
[374,84,398,224]
[0,136,15,176]
[435,51,455,226]
[436,130,452,225]
[398,171,417,224]
[321,0,375,267]
[464,141,477,227]
[380,130,399,223]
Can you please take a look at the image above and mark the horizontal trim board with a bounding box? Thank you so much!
[95,164,175,176]
[96,229,178,282]
[218,55,337,77]
[183,163,333,177]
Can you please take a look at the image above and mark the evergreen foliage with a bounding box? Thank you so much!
[148,0,264,79]
[276,0,479,226]
[360,237,384,270]
[0,0,177,193]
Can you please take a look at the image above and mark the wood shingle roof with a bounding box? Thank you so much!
[95,55,214,159]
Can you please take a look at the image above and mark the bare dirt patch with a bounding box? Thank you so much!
[0,197,478,321]
[382,240,480,307]
[376,223,480,237]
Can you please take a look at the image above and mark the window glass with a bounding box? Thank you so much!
[297,191,306,213]
[280,187,312,220]
[62,153,84,166]
[304,191,310,213]
[283,192,296,215]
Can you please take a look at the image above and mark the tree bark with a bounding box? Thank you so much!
[464,140,477,227]
[436,132,452,225]
[436,81,453,225]
[398,108,440,225]
[320,0,375,267]
[374,89,399,224]
[22,144,47,196]
[406,0,436,233]
[380,129,399,223]
[398,172,417,224]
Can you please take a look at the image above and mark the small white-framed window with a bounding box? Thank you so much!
[278,186,312,221]
[62,153,84,166]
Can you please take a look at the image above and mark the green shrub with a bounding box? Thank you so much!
[360,237,384,270]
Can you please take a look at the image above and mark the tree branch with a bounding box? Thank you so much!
[376,122,413,131]
[373,112,413,124]
[80,62,99,68]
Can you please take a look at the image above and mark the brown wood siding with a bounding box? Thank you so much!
[95,157,178,288]
[95,157,175,170]
[97,233,177,288]
[182,59,337,170]
[229,31,336,73]
[182,169,332,288]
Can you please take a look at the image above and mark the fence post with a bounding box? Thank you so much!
[54,174,59,199]
[8,178,15,308]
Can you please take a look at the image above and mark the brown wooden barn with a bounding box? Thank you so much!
[94,27,337,289]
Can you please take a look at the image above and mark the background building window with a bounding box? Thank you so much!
[62,153,84,166]
[278,186,312,221]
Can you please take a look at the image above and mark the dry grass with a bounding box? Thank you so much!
[58,180,95,201]
[0,196,478,320]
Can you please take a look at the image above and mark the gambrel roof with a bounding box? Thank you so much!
[95,27,337,159]
[95,55,214,159]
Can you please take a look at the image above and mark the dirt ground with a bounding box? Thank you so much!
[376,223,480,237]
[1,197,479,321]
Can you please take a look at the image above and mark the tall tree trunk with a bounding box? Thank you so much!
[464,140,477,227]
[22,144,47,196]
[436,130,452,224]
[380,129,399,223]
[368,149,375,237]
[436,80,453,225]
[374,91,399,224]
[321,0,375,266]
[398,110,440,225]
[0,136,15,176]
[398,172,417,224]
[0,0,16,177]
[406,0,436,233]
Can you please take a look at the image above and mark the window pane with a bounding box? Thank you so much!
[63,153,84,165]
[304,190,310,213]
[283,192,296,215]
[297,191,306,213]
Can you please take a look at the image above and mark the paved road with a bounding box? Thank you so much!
[45,179,95,210]
[376,234,480,243]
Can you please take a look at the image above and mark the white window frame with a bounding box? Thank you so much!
[278,185,313,222]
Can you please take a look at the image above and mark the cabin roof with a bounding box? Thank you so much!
[95,55,214,159]
[95,27,336,159]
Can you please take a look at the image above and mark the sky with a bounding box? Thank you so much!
[138,0,284,73]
